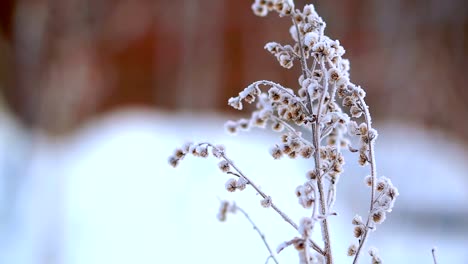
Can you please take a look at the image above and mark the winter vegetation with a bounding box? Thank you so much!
[169,1,401,263]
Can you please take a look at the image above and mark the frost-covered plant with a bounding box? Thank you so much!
[169,1,398,263]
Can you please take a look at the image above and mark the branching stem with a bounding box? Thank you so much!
[235,205,279,264]
[352,97,377,264]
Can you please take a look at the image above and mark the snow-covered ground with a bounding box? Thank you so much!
[0,109,467,264]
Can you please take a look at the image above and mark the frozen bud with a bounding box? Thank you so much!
[364,175,373,187]
[253,115,267,128]
[352,215,363,225]
[312,69,323,81]
[289,25,299,42]
[244,92,256,104]
[288,151,298,159]
[376,178,388,192]
[182,142,193,152]
[265,42,281,54]
[304,32,319,47]
[261,196,272,208]
[252,2,268,16]
[217,200,229,222]
[298,87,308,98]
[358,153,368,166]
[228,96,243,110]
[224,120,238,134]
[350,105,362,118]
[343,96,354,107]
[359,123,368,134]
[212,145,225,158]
[328,67,341,82]
[289,138,302,150]
[282,144,292,154]
[300,145,314,159]
[168,156,179,168]
[347,244,358,256]
[298,217,315,238]
[295,185,303,197]
[353,225,364,238]
[372,256,383,264]
[292,238,306,251]
[368,128,378,141]
[387,186,399,200]
[368,247,379,257]
[218,160,230,173]
[347,119,358,131]
[236,177,248,191]
[270,145,283,159]
[197,145,209,158]
[371,210,386,224]
[306,170,317,180]
[272,122,284,132]
[225,178,237,192]
[238,118,250,131]
[278,53,293,69]
[174,148,185,158]
[281,133,289,143]
[268,87,281,102]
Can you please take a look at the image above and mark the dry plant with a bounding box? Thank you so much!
[169,1,398,263]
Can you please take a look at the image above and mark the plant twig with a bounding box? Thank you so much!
[352,97,377,264]
[311,57,334,264]
[432,247,438,264]
[235,205,279,264]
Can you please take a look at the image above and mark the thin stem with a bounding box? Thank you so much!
[290,10,332,263]
[352,97,377,264]
[432,247,438,264]
[236,205,279,264]
[311,57,333,264]
[291,15,310,80]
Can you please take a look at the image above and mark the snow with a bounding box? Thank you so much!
[0,109,467,264]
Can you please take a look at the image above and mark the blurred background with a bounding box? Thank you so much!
[0,0,467,263]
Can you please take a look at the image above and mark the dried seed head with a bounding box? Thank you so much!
[197,145,209,158]
[218,160,230,173]
[212,145,225,158]
[376,179,387,192]
[350,105,362,118]
[298,217,315,238]
[371,210,386,224]
[261,196,272,208]
[238,118,250,130]
[272,122,284,132]
[293,239,306,251]
[353,226,364,238]
[236,177,248,191]
[217,201,229,222]
[168,156,179,168]
[282,144,292,154]
[270,145,283,159]
[306,170,317,180]
[347,244,357,256]
[174,149,185,158]
[300,145,314,159]
[268,88,281,102]
[224,120,238,134]
[352,215,363,225]
[364,175,372,187]
[387,186,399,200]
[288,151,298,159]
[358,153,367,166]
[225,178,237,192]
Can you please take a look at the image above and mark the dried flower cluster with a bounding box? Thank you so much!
[169,1,398,264]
